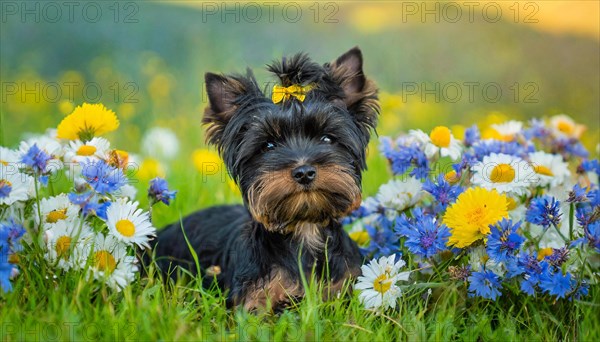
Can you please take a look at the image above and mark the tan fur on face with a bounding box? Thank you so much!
[247,164,361,235]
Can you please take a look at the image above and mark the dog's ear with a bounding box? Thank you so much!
[329,47,379,134]
[203,73,246,147]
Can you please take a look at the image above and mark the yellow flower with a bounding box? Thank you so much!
[349,231,370,246]
[137,158,165,180]
[443,187,508,248]
[429,126,452,148]
[57,103,119,141]
[192,149,223,175]
[537,247,553,261]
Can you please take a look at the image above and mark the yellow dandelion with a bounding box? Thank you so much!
[192,149,223,175]
[137,158,165,181]
[443,187,509,248]
[57,103,119,141]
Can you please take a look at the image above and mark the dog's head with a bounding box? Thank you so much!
[203,47,379,232]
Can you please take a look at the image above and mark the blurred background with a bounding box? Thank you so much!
[1,1,598,224]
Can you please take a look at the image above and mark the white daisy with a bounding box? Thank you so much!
[490,120,523,141]
[84,233,138,291]
[106,199,155,248]
[142,127,180,161]
[355,255,410,310]
[63,137,111,164]
[376,177,423,213]
[549,114,585,139]
[0,166,33,205]
[471,153,530,196]
[410,126,462,160]
[0,147,19,165]
[527,151,570,187]
[44,219,93,270]
[33,193,81,227]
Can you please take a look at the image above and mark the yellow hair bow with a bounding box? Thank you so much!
[272,84,314,104]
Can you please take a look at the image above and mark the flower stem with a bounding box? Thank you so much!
[552,222,569,243]
[569,202,574,240]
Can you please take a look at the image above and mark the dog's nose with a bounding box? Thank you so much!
[292,165,316,185]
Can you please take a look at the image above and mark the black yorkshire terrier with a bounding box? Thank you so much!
[152,47,380,311]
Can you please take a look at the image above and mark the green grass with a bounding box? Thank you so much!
[1,152,599,341]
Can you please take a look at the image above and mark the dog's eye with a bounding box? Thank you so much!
[320,135,334,144]
[264,142,276,151]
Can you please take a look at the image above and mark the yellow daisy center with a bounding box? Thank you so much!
[490,163,515,183]
[507,197,518,210]
[94,250,117,274]
[533,165,554,177]
[557,120,574,134]
[373,273,392,294]
[55,236,72,258]
[429,126,451,148]
[116,219,135,237]
[76,145,97,156]
[349,231,370,246]
[46,208,68,223]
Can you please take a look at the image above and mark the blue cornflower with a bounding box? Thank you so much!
[546,247,569,267]
[463,125,480,147]
[580,159,599,175]
[567,184,588,203]
[486,219,524,262]
[468,269,502,300]
[588,188,600,207]
[582,221,600,252]
[0,219,25,293]
[148,177,177,205]
[572,281,589,300]
[68,191,108,218]
[505,251,541,278]
[0,180,11,199]
[80,159,125,194]
[472,140,531,160]
[555,137,589,158]
[526,195,562,229]
[395,208,450,259]
[0,261,14,292]
[423,174,463,213]
[539,271,573,299]
[381,140,430,180]
[0,219,25,243]
[505,252,547,296]
[575,203,595,228]
[362,216,400,258]
[524,119,551,140]
[20,144,51,174]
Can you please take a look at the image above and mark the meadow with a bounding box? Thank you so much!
[1,2,600,341]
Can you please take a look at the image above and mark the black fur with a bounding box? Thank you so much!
[152,47,379,310]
